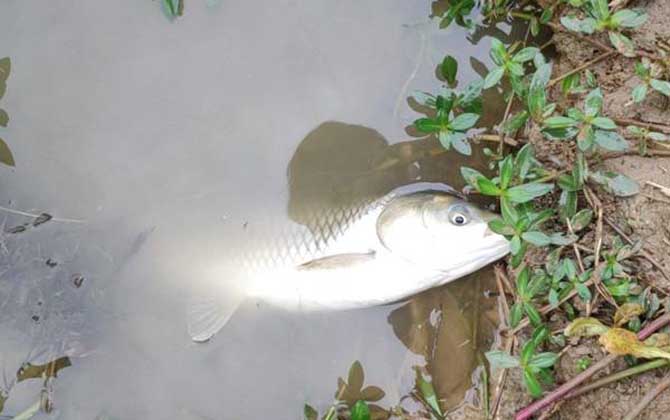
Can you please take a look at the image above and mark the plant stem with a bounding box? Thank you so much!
[623,372,670,420]
[548,51,615,87]
[515,313,670,420]
[568,359,670,400]
[612,117,670,134]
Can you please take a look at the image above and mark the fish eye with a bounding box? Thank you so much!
[448,206,470,226]
[449,212,468,226]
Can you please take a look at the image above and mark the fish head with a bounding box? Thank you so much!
[377,191,509,273]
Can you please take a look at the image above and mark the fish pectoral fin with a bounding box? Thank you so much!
[297,251,376,271]
[187,293,244,343]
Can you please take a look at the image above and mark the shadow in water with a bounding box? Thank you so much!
[285,121,500,412]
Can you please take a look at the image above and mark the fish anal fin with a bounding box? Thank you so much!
[297,252,375,271]
[187,294,243,343]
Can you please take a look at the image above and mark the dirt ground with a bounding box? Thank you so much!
[493,0,670,418]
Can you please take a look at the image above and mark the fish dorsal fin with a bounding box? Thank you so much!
[297,252,376,271]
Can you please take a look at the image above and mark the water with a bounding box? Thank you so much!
[0,1,519,418]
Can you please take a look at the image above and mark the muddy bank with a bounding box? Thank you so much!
[495,0,670,418]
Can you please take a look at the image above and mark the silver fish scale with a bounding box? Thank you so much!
[236,197,384,272]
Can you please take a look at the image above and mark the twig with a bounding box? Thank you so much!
[613,117,670,134]
[515,313,670,420]
[568,359,670,400]
[548,51,615,87]
[475,133,520,146]
[0,205,86,224]
[623,372,670,420]
[585,186,617,306]
[490,336,515,420]
[498,93,516,155]
[494,265,512,323]
[646,181,670,198]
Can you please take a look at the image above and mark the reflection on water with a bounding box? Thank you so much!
[0,0,524,418]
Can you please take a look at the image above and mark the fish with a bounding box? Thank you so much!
[187,183,510,342]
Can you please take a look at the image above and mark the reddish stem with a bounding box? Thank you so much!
[515,314,670,420]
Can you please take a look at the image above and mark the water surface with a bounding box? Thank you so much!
[0,1,517,417]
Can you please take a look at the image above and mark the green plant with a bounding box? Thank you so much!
[484,39,539,89]
[486,326,559,398]
[413,91,481,155]
[542,88,628,152]
[509,266,546,327]
[560,0,647,56]
[626,125,669,156]
[630,59,670,103]
[436,0,476,30]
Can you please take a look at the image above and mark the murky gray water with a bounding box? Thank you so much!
[0,1,519,418]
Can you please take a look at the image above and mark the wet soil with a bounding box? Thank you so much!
[495,0,670,418]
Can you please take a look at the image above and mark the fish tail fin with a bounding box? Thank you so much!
[187,287,244,343]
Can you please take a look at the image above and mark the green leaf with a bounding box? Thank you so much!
[542,127,579,140]
[438,130,453,150]
[450,132,472,155]
[584,88,603,117]
[501,197,519,224]
[524,302,542,326]
[540,7,553,23]
[523,369,543,398]
[163,0,177,16]
[505,183,554,203]
[435,95,454,114]
[489,219,516,236]
[631,84,648,103]
[609,32,635,57]
[507,62,525,77]
[522,231,552,246]
[543,116,579,129]
[486,350,520,370]
[441,55,458,85]
[0,57,10,83]
[576,283,592,301]
[634,61,650,78]
[477,178,502,196]
[304,404,318,420]
[510,235,522,255]
[415,370,443,416]
[351,401,371,420]
[510,302,524,328]
[548,289,559,307]
[499,155,514,189]
[559,190,578,221]
[529,352,559,369]
[412,91,435,107]
[515,143,535,180]
[505,111,530,133]
[450,113,479,130]
[484,66,505,89]
[0,109,7,127]
[589,0,610,21]
[595,130,628,151]
[490,38,507,65]
[571,209,593,231]
[561,16,595,34]
[0,138,15,167]
[589,171,640,196]
[461,167,487,188]
[611,9,647,28]
[649,132,669,141]
[591,117,617,130]
[650,79,670,97]
[513,47,539,63]
[414,118,441,133]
